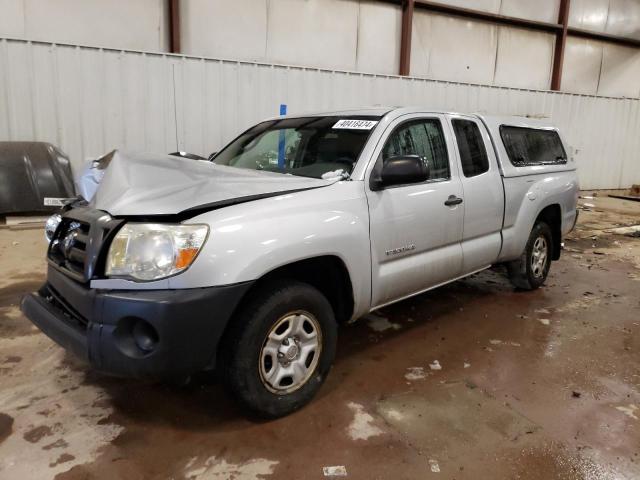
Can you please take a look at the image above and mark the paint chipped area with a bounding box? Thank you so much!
[544,338,563,358]
[429,360,442,370]
[0,334,122,479]
[365,313,401,332]
[615,404,638,421]
[405,366,426,381]
[383,408,405,422]
[347,402,384,441]
[184,455,278,480]
[488,339,521,347]
[322,465,348,477]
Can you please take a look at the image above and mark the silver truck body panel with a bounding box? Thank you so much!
[87,107,579,321]
[476,114,578,262]
[91,181,373,319]
[362,112,467,308]
[445,113,505,273]
[92,150,337,216]
[499,171,579,261]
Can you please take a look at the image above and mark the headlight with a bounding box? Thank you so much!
[106,223,209,281]
[45,213,62,242]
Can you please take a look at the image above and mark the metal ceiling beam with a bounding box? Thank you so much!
[169,0,181,54]
[568,27,640,48]
[551,0,570,90]
[410,0,640,47]
[412,0,562,33]
[382,0,640,83]
[399,0,414,75]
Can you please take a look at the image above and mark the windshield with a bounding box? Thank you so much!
[212,116,381,179]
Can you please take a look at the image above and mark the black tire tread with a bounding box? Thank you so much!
[219,279,336,418]
[507,221,553,290]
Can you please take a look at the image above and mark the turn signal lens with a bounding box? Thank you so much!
[175,247,200,270]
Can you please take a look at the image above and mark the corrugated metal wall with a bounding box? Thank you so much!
[1,37,639,190]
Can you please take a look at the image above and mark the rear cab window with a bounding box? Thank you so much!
[500,126,567,167]
[452,119,489,177]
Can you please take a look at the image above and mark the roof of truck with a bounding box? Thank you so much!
[259,106,572,181]
[272,106,556,128]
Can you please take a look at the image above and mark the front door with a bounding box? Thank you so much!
[365,114,465,308]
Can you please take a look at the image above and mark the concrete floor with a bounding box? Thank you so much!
[0,195,639,480]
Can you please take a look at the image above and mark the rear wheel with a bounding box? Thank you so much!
[507,221,553,290]
[220,280,337,418]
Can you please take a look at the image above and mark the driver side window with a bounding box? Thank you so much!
[382,119,450,181]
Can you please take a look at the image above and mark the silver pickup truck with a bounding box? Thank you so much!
[22,107,579,417]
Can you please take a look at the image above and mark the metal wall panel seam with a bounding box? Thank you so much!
[74,45,86,161]
[27,41,38,140]
[1,39,14,140]
[1,37,639,189]
[50,44,63,151]
[1,35,636,100]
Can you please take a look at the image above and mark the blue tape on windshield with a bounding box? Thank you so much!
[278,104,287,168]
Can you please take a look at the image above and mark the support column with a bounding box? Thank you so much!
[399,0,415,76]
[169,0,181,54]
[551,0,570,90]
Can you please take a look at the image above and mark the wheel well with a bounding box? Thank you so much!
[245,256,355,323]
[536,204,561,260]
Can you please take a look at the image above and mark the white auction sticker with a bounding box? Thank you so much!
[332,119,378,130]
[43,197,72,206]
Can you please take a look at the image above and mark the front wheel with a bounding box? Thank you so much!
[220,280,337,418]
[507,221,553,290]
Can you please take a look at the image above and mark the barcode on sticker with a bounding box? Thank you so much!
[44,197,71,206]
[332,119,378,130]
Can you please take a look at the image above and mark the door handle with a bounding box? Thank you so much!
[444,195,463,206]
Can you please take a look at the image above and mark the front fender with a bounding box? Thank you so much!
[176,182,371,315]
[89,183,372,318]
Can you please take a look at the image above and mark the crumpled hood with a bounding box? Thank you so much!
[91,151,335,217]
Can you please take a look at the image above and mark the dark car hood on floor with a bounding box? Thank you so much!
[0,142,76,215]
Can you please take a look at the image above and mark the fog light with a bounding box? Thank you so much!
[132,320,159,353]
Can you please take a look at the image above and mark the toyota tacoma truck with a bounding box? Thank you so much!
[22,107,579,417]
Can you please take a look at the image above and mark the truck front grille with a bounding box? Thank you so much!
[47,208,123,283]
[49,219,91,279]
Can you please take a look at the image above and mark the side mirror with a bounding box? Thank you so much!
[371,155,429,190]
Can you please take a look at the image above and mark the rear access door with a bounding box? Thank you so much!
[447,114,504,273]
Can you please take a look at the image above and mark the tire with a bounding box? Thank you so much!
[507,221,553,290]
[220,279,337,418]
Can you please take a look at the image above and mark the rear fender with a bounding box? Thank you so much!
[499,172,578,262]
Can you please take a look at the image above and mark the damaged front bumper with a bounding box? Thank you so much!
[21,266,252,379]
